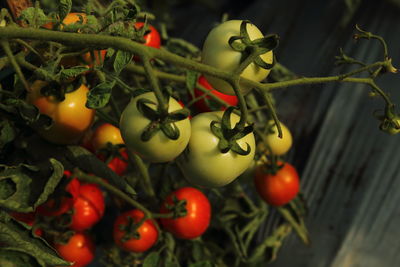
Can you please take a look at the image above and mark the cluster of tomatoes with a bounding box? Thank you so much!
[16,13,302,266]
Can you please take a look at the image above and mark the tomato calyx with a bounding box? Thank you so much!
[117,215,144,242]
[376,105,400,134]
[163,195,188,219]
[136,94,190,141]
[228,20,279,71]
[210,107,254,155]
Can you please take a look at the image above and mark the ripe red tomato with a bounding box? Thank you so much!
[70,183,105,231]
[54,232,95,267]
[134,22,161,49]
[101,149,129,176]
[27,81,95,145]
[160,187,211,239]
[254,162,300,206]
[37,171,80,217]
[193,75,238,112]
[113,209,158,252]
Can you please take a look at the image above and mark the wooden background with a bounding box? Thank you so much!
[172,0,400,266]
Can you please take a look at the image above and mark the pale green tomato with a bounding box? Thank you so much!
[119,92,191,163]
[177,111,256,187]
[264,120,292,156]
[201,20,273,95]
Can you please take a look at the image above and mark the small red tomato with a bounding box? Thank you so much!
[54,232,95,267]
[134,22,161,49]
[37,171,80,217]
[70,184,105,231]
[113,209,158,252]
[254,162,300,206]
[105,149,129,176]
[160,187,211,239]
[193,75,238,112]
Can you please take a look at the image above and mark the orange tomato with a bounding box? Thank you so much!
[27,81,95,144]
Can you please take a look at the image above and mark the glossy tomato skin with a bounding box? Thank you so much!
[194,75,238,112]
[263,120,293,156]
[27,81,95,145]
[254,162,300,206]
[113,209,158,252]
[202,20,273,95]
[91,123,124,151]
[37,171,80,217]
[177,111,255,187]
[119,92,191,163]
[54,232,95,267]
[70,183,105,231]
[134,22,161,49]
[160,187,211,239]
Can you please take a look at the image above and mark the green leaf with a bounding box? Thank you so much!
[185,70,199,99]
[86,81,116,109]
[189,261,213,267]
[58,0,72,22]
[18,7,49,27]
[143,252,160,267]
[113,50,133,75]
[0,249,41,267]
[0,159,64,212]
[59,66,89,81]
[0,120,16,151]
[0,212,70,266]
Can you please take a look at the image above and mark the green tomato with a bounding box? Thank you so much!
[264,120,293,156]
[201,20,273,95]
[177,111,256,187]
[119,92,191,163]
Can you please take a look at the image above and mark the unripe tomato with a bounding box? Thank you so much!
[120,92,191,163]
[134,22,161,49]
[54,232,95,267]
[113,209,158,252]
[254,162,300,206]
[27,81,95,145]
[70,183,105,231]
[193,75,238,112]
[202,20,273,95]
[91,123,124,151]
[177,111,255,187]
[160,187,211,239]
[263,120,293,156]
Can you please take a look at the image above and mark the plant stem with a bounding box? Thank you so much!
[130,152,156,198]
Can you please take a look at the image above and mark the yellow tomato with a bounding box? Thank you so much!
[91,123,124,151]
[263,120,293,156]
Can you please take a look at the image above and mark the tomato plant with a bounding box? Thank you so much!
[119,92,191,163]
[54,232,95,267]
[27,81,95,144]
[201,20,274,95]
[193,75,238,112]
[113,209,158,252]
[177,111,255,187]
[70,183,105,231]
[160,187,211,239]
[254,162,300,206]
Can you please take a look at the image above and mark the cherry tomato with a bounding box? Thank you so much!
[134,22,161,49]
[54,232,95,267]
[177,111,255,187]
[37,171,80,217]
[120,92,191,163]
[202,20,273,95]
[113,209,158,252]
[160,187,211,239]
[70,183,105,231]
[262,120,293,156]
[193,75,238,112]
[27,81,95,145]
[254,162,300,206]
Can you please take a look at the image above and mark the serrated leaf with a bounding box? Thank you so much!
[18,7,49,27]
[113,50,133,75]
[143,252,160,267]
[58,0,72,22]
[59,66,89,81]
[0,120,16,150]
[86,81,115,109]
[0,160,64,212]
[0,249,41,267]
[185,71,199,99]
[0,213,70,266]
